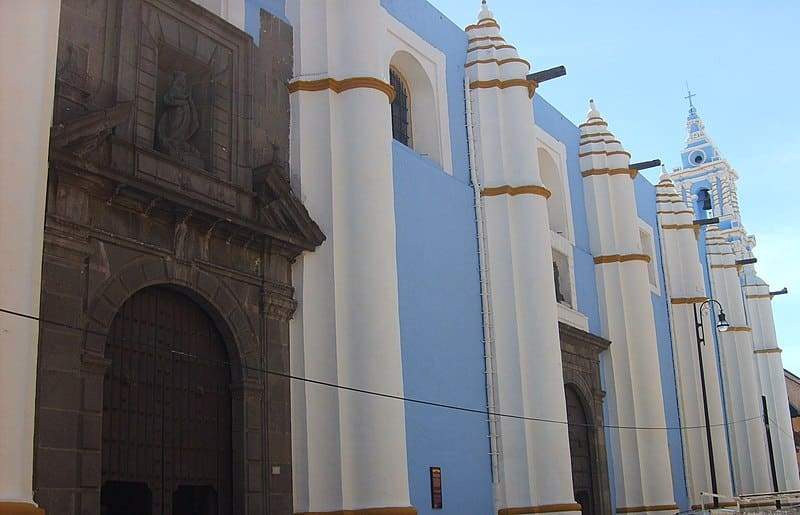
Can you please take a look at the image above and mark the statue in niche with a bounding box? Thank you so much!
[173,210,192,261]
[553,261,566,304]
[157,70,204,168]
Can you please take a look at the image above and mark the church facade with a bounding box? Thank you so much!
[0,1,797,515]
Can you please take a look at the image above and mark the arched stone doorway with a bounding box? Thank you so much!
[101,286,233,515]
[566,385,596,515]
[560,323,612,514]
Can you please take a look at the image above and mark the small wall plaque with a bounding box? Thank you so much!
[430,467,443,509]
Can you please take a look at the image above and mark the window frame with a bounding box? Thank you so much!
[390,66,413,149]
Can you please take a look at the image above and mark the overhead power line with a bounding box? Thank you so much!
[0,306,764,432]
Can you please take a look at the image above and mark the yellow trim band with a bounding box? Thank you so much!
[581,137,622,145]
[661,223,695,230]
[481,184,552,199]
[747,294,773,299]
[580,131,613,139]
[658,209,693,215]
[711,264,738,269]
[0,503,45,515]
[466,57,530,68]
[466,20,501,31]
[691,503,739,511]
[616,505,679,514]
[594,253,651,265]
[725,326,752,333]
[581,168,637,179]
[296,509,417,515]
[470,78,537,98]
[755,348,782,354]
[671,297,708,305]
[579,120,607,128]
[499,504,582,514]
[579,150,632,158]
[469,43,517,51]
[468,36,506,44]
[288,77,396,102]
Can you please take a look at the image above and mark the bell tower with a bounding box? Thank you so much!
[671,90,751,252]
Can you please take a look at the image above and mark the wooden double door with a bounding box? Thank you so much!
[566,386,597,515]
[101,287,233,515]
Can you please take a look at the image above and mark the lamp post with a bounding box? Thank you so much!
[693,298,730,508]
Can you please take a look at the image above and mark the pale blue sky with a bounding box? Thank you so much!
[430,0,800,372]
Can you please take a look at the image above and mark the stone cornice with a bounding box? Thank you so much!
[559,322,611,353]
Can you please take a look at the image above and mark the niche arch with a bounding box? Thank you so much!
[538,146,570,237]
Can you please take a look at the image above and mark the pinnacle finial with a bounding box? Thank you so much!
[479,0,492,19]
[659,164,669,181]
[587,98,601,119]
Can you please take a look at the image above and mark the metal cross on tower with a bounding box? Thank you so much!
[685,82,696,108]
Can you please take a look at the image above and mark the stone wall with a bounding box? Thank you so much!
[34,1,321,514]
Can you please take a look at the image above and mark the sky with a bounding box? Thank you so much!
[429,0,800,371]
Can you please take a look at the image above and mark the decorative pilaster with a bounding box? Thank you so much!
[741,265,800,491]
[579,101,677,514]
[286,1,413,513]
[656,177,733,505]
[466,3,579,513]
[705,228,772,494]
[0,2,61,513]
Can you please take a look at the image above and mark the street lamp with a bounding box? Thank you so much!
[716,310,730,332]
[693,298,729,508]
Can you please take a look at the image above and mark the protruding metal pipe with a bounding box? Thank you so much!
[527,65,567,84]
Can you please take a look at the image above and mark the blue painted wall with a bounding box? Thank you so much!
[634,176,691,512]
[247,1,691,511]
[383,2,495,513]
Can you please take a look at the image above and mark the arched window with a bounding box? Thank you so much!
[389,52,444,167]
[697,188,713,217]
[390,68,411,147]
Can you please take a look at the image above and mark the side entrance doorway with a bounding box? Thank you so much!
[566,385,596,515]
[101,287,232,515]
[559,322,613,515]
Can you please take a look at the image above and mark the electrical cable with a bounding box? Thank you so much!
[769,416,797,442]
[0,306,765,432]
